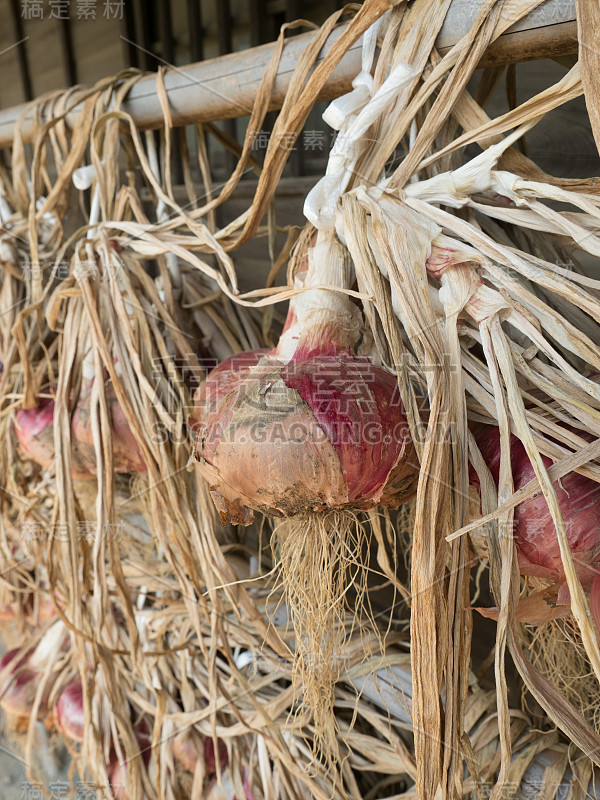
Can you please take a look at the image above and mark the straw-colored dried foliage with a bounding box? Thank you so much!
[1,0,600,798]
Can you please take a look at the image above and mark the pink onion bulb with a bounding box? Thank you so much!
[195,232,417,524]
[71,381,146,474]
[473,425,600,586]
[0,649,39,718]
[55,676,85,743]
[197,351,416,524]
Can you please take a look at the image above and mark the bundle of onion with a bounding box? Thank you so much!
[472,424,600,627]
[195,229,417,756]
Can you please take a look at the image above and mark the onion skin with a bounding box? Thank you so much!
[193,350,270,423]
[196,351,416,524]
[473,425,600,587]
[55,676,85,743]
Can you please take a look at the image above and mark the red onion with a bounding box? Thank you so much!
[15,397,95,480]
[195,235,416,523]
[71,381,146,474]
[0,621,65,718]
[473,425,600,587]
[15,381,145,478]
[55,676,85,743]
[195,231,418,759]
[173,734,229,774]
[108,735,152,800]
[0,649,40,718]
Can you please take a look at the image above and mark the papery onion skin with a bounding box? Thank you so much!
[473,425,600,586]
[55,676,85,743]
[191,350,270,428]
[196,350,417,525]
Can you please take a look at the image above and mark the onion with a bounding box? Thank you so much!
[173,732,229,774]
[55,676,85,743]
[71,380,146,474]
[14,381,146,478]
[14,397,95,480]
[0,621,65,719]
[195,234,416,523]
[474,425,600,586]
[473,424,600,628]
[0,649,39,718]
[108,735,152,800]
[195,230,417,757]
[206,768,255,800]
[0,592,56,624]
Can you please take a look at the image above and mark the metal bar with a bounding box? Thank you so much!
[8,0,33,101]
[0,0,578,151]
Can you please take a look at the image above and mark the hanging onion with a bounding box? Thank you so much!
[474,425,600,585]
[55,675,85,743]
[195,230,417,758]
[473,424,600,626]
[195,233,416,524]
[71,380,146,474]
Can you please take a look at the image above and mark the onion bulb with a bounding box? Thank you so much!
[55,676,85,743]
[195,233,416,523]
[14,380,145,478]
[473,425,600,626]
[71,380,146,474]
[173,734,228,774]
[195,230,417,760]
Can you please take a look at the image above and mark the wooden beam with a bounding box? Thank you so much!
[0,0,578,151]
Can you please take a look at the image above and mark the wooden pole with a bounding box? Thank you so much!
[0,0,577,150]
